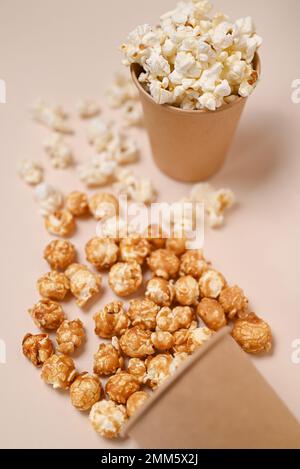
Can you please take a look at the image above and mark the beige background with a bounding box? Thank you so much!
[0,0,300,449]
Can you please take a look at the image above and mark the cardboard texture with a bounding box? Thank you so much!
[125,328,300,449]
[131,55,260,182]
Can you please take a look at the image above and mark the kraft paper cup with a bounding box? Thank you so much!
[131,54,260,182]
[125,328,300,449]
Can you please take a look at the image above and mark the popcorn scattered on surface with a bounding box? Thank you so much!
[119,327,155,359]
[93,301,130,339]
[29,299,66,331]
[37,271,70,301]
[86,237,119,270]
[32,99,73,133]
[231,313,272,354]
[76,99,101,119]
[45,209,76,237]
[70,373,102,411]
[65,263,102,307]
[78,153,117,188]
[147,249,180,279]
[41,353,77,390]
[105,371,140,404]
[145,277,175,307]
[34,183,64,217]
[121,100,143,127]
[43,133,73,169]
[145,353,173,389]
[17,159,44,186]
[56,319,86,355]
[114,168,157,204]
[121,1,261,110]
[44,239,77,270]
[126,391,149,417]
[88,192,119,221]
[127,358,147,384]
[127,298,159,330]
[22,333,54,367]
[197,298,227,331]
[93,343,124,376]
[109,261,143,297]
[106,72,138,109]
[89,400,127,439]
[65,191,89,217]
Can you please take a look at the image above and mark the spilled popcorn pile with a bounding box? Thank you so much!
[121,0,261,110]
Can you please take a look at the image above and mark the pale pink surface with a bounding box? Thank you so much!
[0,0,300,449]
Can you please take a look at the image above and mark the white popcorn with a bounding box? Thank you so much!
[17,159,44,186]
[78,153,117,188]
[115,169,157,205]
[121,100,143,127]
[34,183,63,216]
[121,1,261,110]
[87,118,114,150]
[32,99,73,134]
[43,134,73,169]
[106,72,138,109]
[76,99,100,119]
[108,135,139,165]
[190,183,235,228]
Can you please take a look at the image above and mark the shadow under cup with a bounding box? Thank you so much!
[131,54,260,183]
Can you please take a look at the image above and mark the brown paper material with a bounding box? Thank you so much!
[131,55,260,183]
[125,328,300,449]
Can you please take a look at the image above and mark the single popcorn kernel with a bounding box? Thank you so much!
[231,313,272,354]
[127,298,159,330]
[45,210,76,237]
[197,298,227,331]
[44,240,76,271]
[56,319,85,355]
[93,301,130,339]
[22,333,54,367]
[126,391,149,417]
[147,249,180,279]
[37,271,70,301]
[173,326,213,354]
[175,276,199,306]
[119,327,155,358]
[165,237,187,256]
[85,237,119,270]
[127,358,147,383]
[151,331,174,352]
[65,263,102,307]
[120,235,150,265]
[105,371,140,404]
[219,285,249,319]
[88,192,119,221]
[77,99,100,119]
[29,299,65,330]
[179,250,207,278]
[109,261,143,297]
[199,270,226,299]
[70,372,102,411]
[156,306,195,333]
[145,354,173,389]
[89,400,127,439]
[145,277,175,307]
[145,224,166,249]
[41,353,77,390]
[65,191,89,217]
[93,343,124,376]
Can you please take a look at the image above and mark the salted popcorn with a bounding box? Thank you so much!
[121,2,261,110]
[77,99,100,119]
[65,263,102,307]
[85,237,119,270]
[88,192,119,221]
[45,210,76,237]
[93,301,130,339]
[43,134,73,169]
[126,391,149,417]
[114,168,157,205]
[41,354,77,390]
[34,183,63,216]
[89,400,127,439]
[109,261,143,297]
[106,72,138,109]
[29,299,65,330]
[37,271,70,301]
[78,153,117,188]
[145,354,173,389]
[106,372,140,404]
[17,159,43,186]
[44,240,76,270]
[56,319,86,355]
[127,298,159,330]
[145,277,175,307]
[22,333,54,367]
[70,373,102,411]
[65,191,89,217]
[32,99,73,133]
[199,269,226,299]
[94,343,124,376]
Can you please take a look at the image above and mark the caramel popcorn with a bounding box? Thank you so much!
[77,99,100,119]
[85,237,119,270]
[65,263,102,307]
[145,354,173,389]
[93,343,124,376]
[119,327,155,358]
[175,275,199,306]
[34,183,63,217]
[37,271,70,301]
[197,298,227,331]
[93,301,130,339]
[56,319,85,355]
[41,353,77,389]
[231,313,272,354]
[106,371,140,404]
[145,224,166,250]
[169,352,189,375]
[45,210,76,237]
[145,277,175,307]
[165,237,187,256]
[17,159,43,186]
[147,249,180,280]
[22,333,54,367]
[219,285,249,319]
[179,250,207,278]
[151,330,174,352]
[126,391,149,417]
[88,192,119,221]
[156,306,194,333]
[65,191,89,217]
[127,298,159,330]
[70,373,102,411]
[109,261,143,297]
[127,358,147,383]
[43,133,73,169]
[29,299,65,330]
[89,400,127,439]
[120,235,150,265]
[44,240,76,271]
[186,327,214,354]
[199,269,226,299]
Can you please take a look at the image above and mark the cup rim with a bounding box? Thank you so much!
[131,53,260,116]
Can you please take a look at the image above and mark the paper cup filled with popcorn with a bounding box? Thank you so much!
[122,1,261,182]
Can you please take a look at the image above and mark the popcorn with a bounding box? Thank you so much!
[17,159,43,186]
[179,250,207,278]
[151,330,174,352]
[121,1,261,110]
[119,327,155,359]
[231,313,272,354]
[120,235,150,265]
[174,275,199,306]
[85,237,119,270]
[199,269,226,299]
[32,99,73,133]
[127,298,159,331]
[89,400,127,439]
[145,277,175,307]
[88,192,119,221]
[43,134,73,169]
[45,210,76,237]
[147,249,180,279]
[44,240,77,270]
[34,183,63,217]
[127,358,147,383]
[106,72,138,109]
[114,168,157,205]
[93,301,130,339]
[156,306,194,333]
[197,298,227,331]
[87,118,114,150]
[22,333,54,367]
[65,191,89,217]
[121,100,143,127]
[219,285,249,319]
[29,299,65,331]
[108,261,143,297]
[145,354,173,389]
[126,391,149,417]
[37,271,70,301]
[65,263,102,307]
[70,373,102,411]
[41,354,77,390]
[105,372,140,404]
[56,319,86,355]
[93,343,124,376]
[78,153,117,188]
[108,134,139,165]
[76,99,100,119]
